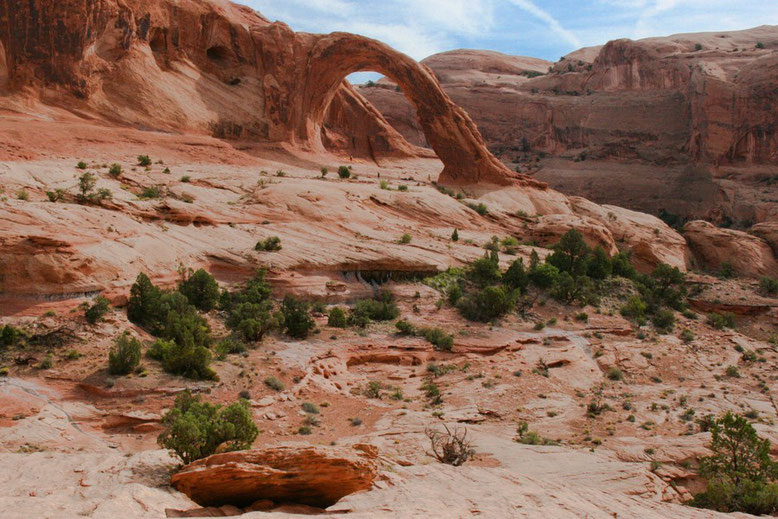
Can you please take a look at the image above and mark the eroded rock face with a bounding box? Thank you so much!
[170,445,379,508]
[0,0,522,186]
[683,220,778,277]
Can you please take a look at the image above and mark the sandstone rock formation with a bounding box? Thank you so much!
[361,27,778,222]
[170,445,378,508]
[0,0,526,186]
[683,220,778,277]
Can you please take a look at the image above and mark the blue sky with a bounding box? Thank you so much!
[238,0,778,82]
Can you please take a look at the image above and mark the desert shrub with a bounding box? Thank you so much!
[77,161,88,170]
[652,308,676,333]
[46,189,66,202]
[640,264,687,312]
[108,163,122,177]
[178,269,220,312]
[264,376,284,391]
[466,251,501,287]
[77,171,97,200]
[759,277,778,296]
[504,258,529,291]
[516,422,558,445]
[215,336,247,359]
[719,261,736,279]
[158,391,257,464]
[84,296,110,324]
[587,246,613,280]
[458,285,517,322]
[466,202,488,216]
[607,367,623,381]
[529,262,560,288]
[691,412,778,515]
[707,312,736,330]
[108,332,141,375]
[756,42,765,49]
[426,425,475,466]
[421,327,454,352]
[320,167,328,177]
[280,295,315,339]
[451,229,459,242]
[680,328,695,343]
[621,295,647,320]
[148,336,216,380]
[255,236,282,252]
[547,229,591,277]
[399,233,412,244]
[137,155,152,167]
[301,402,319,414]
[0,325,21,348]
[221,270,280,342]
[552,272,595,305]
[127,273,163,330]
[337,166,351,179]
[327,307,347,328]
[398,184,408,192]
[725,365,741,378]
[349,292,400,326]
[395,319,416,335]
[139,185,162,199]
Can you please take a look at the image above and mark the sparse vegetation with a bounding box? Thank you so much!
[338,165,351,179]
[137,155,152,167]
[280,295,315,339]
[108,332,141,375]
[690,412,778,515]
[84,296,110,324]
[426,425,475,466]
[157,391,257,464]
[255,236,282,252]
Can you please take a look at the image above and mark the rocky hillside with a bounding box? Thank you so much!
[361,27,778,223]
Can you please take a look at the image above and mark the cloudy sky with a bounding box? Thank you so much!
[238,0,778,81]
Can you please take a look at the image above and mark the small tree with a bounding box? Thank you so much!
[78,171,97,199]
[691,412,778,515]
[327,307,347,328]
[504,258,528,291]
[451,229,459,242]
[338,166,351,179]
[280,295,315,339]
[138,155,152,167]
[178,268,220,312]
[108,332,141,375]
[84,296,110,324]
[158,391,258,464]
[547,229,590,277]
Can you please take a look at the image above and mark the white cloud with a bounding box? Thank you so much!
[505,0,582,48]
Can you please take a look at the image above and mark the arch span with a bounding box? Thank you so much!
[291,33,542,187]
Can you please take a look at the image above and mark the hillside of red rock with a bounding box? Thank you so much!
[1,1,778,518]
[360,27,778,224]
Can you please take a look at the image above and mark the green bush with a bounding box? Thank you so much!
[399,233,412,244]
[255,236,282,252]
[680,328,695,343]
[552,272,595,305]
[215,337,247,359]
[46,189,66,202]
[221,270,280,342]
[467,202,488,216]
[108,332,141,375]
[691,412,778,515]
[127,273,163,330]
[451,229,459,242]
[349,292,400,325]
[338,166,351,179]
[707,312,736,330]
[607,367,623,381]
[504,258,529,291]
[395,319,416,335]
[280,295,315,339]
[529,262,560,288]
[148,337,216,380]
[652,308,676,333]
[719,261,736,279]
[587,246,613,280]
[759,277,778,296]
[421,327,454,351]
[547,229,590,277]
[137,155,152,167]
[756,42,765,49]
[158,391,257,464]
[140,186,162,199]
[178,269,220,312]
[0,325,21,348]
[458,285,517,322]
[327,307,347,328]
[467,251,501,287]
[621,296,647,320]
[108,163,122,177]
[84,296,110,324]
[77,161,88,170]
[264,376,284,391]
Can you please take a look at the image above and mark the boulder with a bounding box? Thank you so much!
[170,445,379,509]
[683,220,778,277]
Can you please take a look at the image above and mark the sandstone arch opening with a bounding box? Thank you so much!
[293,33,532,187]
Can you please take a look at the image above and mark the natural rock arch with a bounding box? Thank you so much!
[292,33,541,187]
